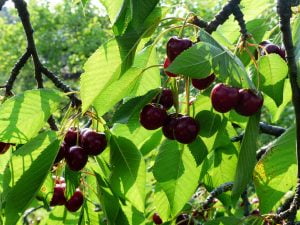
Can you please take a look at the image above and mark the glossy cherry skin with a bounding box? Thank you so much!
[140,104,167,130]
[65,189,84,212]
[64,127,79,146]
[0,142,10,154]
[162,113,183,140]
[192,73,216,90]
[65,146,88,171]
[167,36,193,61]
[81,130,107,156]
[211,83,240,113]
[261,44,286,60]
[54,142,68,164]
[176,214,194,225]
[163,58,177,77]
[153,88,174,110]
[174,116,199,144]
[152,213,163,225]
[50,184,66,206]
[234,89,263,116]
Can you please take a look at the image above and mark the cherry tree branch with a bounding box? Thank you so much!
[274,0,300,223]
[232,5,249,39]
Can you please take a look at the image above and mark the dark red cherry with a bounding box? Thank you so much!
[65,146,88,171]
[153,88,174,110]
[211,83,240,113]
[64,127,79,146]
[162,113,183,140]
[250,209,260,216]
[167,36,193,61]
[50,184,66,206]
[174,116,199,144]
[192,73,216,90]
[54,142,68,164]
[163,58,177,77]
[261,44,286,60]
[53,176,65,185]
[176,214,194,225]
[65,189,84,212]
[140,103,167,130]
[235,89,263,116]
[81,130,107,156]
[152,213,163,224]
[0,142,10,154]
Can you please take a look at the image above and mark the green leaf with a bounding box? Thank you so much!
[112,89,159,124]
[195,110,222,138]
[99,0,128,26]
[0,89,64,144]
[204,217,240,225]
[115,203,145,225]
[232,112,261,202]
[254,127,297,213]
[109,136,146,212]
[4,136,60,225]
[80,39,122,113]
[153,140,200,216]
[256,54,288,106]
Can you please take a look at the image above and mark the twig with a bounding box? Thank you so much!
[23,206,44,225]
[277,195,295,214]
[241,189,251,216]
[5,50,31,96]
[232,5,249,39]
[275,0,300,223]
[231,122,286,142]
[202,182,234,209]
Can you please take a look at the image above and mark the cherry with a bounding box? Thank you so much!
[176,214,194,225]
[65,146,88,171]
[174,116,199,144]
[250,209,260,216]
[0,142,10,154]
[140,103,167,130]
[54,142,68,164]
[53,176,65,185]
[163,58,177,77]
[65,189,84,212]
[261,44,286,60]
[234,89,263,116]
[153,88,174,110]
[81,130,107,156]
[192,73,216,90]
[211,83,240,113]
[64,127,79,146]
[167,36,193,61]
[162,113,183,140]
[50,184,66,206]
[152,213,163,225]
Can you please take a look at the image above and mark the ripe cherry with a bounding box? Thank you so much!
[261,43,286,60]
[0,142,10,154]
[152,213,163,225]
[65,189,84,212]
[174,116,199,144]
[65,146,88,171]
[211,83,240,113]
[50,183,66,206]
[81,130,107,156]
[162,113,183,140]
[140,103,167,130]
[176,213,194,225]
[54,142,68,164]
[64,127,79,146]
[192,73,216,90]
[234,89,263,116]
[153,88,174,110]
[167,36,193,61]
[163,58,177,77]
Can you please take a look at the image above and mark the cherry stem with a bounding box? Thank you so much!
[185,76,191,116]
[172,78,180,114]
[178,12,195,38]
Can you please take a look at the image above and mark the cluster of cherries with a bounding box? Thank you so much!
[153,212,194,225]
[140,88,199,144]
[50,176,84,212]
[54,127,107,171]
